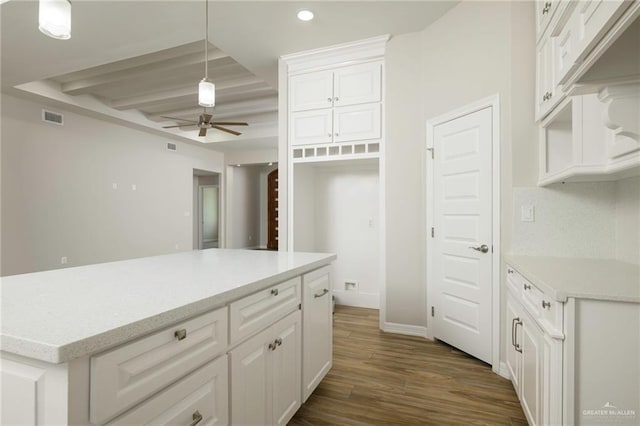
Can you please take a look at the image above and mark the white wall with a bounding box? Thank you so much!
[385,1,535,327]
[294,161,380,308]
[1,94,224,276]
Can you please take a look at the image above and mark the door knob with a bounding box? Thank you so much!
[469,244,489,253]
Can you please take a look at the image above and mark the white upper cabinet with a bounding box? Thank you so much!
[290,109,333,146]
[536,0,560,41]
[334,103,382,143]
[289,71,333,112]
[333,63,382,107]
[536,35,557,120]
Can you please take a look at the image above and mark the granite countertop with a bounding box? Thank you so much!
[0,249,335,364]
[504,254,640,303]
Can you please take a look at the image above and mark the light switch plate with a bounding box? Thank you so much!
[521,205,535,222]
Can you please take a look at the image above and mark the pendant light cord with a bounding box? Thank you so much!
[204,0,209,80]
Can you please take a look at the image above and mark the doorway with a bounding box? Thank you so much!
[267,169,279,250]
[426,95,501,369]
[193,170,221,250]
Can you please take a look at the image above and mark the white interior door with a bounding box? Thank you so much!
[432,107,493,364]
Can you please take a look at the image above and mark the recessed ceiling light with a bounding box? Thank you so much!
[297,9,314,22]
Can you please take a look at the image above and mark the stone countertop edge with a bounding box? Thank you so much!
[504,254,640,304]
[0,254,336,364]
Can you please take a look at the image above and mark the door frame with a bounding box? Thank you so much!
[425,94,501,372]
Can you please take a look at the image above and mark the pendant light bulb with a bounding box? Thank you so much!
[199,79,216,107]
[39,0,71,40]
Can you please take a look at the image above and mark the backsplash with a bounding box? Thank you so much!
[511,180,637,262]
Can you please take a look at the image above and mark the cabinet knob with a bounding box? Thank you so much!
[327,97,332,103]
[334,133,339,137]
[268,342,276,351]
[271,288,279,296]
[334,97,339,102]
[328,133,332,137]
[174,329,187,341]
[507,269,514,274]
[190,410,203,426]
[524,283,531,291]
[275,337,283,347]
[542,300,551,309]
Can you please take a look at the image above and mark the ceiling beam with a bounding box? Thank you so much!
[61,49,229,95]
[110,76,269,110]
[149,96,278,122]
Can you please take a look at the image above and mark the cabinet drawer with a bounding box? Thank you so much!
[522,278,544,318]
[106,355,228,426]
[90,307,228,424]
[230,277,301,345]
[506,266,521,297]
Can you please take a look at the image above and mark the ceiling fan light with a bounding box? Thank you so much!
[39,0,71,40]
[198,79,216,107]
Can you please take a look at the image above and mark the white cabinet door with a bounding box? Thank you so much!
[535,0,559,41]
[506,296,522,395]
[554,11,580,85]
[290,109,333,146]
[302,266,332,401]
[574,0,630,62]
[536,36,556,120]
[521,315,543,426]
[333,63,381,107]
[271,311,302,426]
[333,103,381,143]
[107,356,228,426]
[230,310,302,426]
[289,70,334,112]
[230,330,271,426]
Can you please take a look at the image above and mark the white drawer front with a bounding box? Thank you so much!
[106,355,229,426]
[230,277,301,345]
[522,278,544,318]
[91,307,228,424]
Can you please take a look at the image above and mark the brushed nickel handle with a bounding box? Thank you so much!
[334,97,339,102]
[314,288,329,298]
[334,133,339,136]
[542,300,551,309]
[174,329,187,341]
[190,410,203,426]
[524,283,532,291]
[511,317,518,349]
[514,320,523,353]
[327,133,332,137]
[327,97,332,102]
[275,337,282,347]
[271,288,279,296]
[268,342,276,351]
[469,244,489,253]
[507,269,514,274]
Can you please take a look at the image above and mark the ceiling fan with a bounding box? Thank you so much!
[161,112,248,137]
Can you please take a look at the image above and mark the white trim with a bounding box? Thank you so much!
[425,94,502,373]
[333,291,379,309]
[497,361,511,380]
[281,34,390,74]
[381,322,429,339]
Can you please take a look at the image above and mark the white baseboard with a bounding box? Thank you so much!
[333,290,379,309]
[496,361,511,380]
[381,321,429,338]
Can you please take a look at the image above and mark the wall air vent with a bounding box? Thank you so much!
[42,110,64,126]
[167,142,177,152]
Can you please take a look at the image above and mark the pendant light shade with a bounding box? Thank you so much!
[39,0,71,40]
[199,78,215,107]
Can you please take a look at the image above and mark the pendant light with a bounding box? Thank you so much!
[198,0,215,107]
[39,0,71,40]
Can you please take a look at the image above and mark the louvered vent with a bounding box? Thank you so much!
[42,110,64,125]
[167,142,177,151]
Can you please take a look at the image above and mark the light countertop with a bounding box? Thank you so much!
[1,249,335,364]
[504,255,640,303]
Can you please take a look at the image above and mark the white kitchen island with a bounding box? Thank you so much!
[1,249,336,425]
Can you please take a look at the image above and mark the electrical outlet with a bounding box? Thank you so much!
[345,281,358,291]
[60,256,68,265]
[521,205,535,222]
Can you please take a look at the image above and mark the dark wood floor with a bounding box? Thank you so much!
[290,306,527,426]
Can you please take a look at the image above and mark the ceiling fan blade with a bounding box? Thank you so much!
[198,128,207,137]
[213,125,242,136]
[202,114,213,123]
[163,124,197,129]
[211,121,249,126]
[160,116,198,123]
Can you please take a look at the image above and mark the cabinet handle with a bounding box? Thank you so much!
[174,329,187,341]
[542,300,551,309]
[275,337,282,347]
[327,133,332,137]
[271,288,279,296]
[334,97,339,102]
[314,288,329,298]
[268,342,276,351]
[514,320,523,353]
[334,133,339,137]
[507,269,514,274]
[524,283,531,291]
[190,410,203,426]
[327,97,332,103]
[511,317,518,348]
